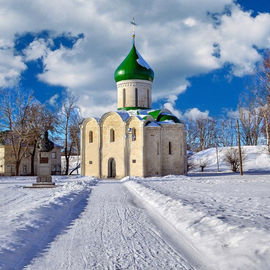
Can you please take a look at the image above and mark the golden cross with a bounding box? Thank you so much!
[130,17,137,42]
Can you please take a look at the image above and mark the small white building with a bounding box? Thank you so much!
[81,38,187,179]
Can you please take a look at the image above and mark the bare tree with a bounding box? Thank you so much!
[238,105,263,146]
[185,121,197,151]
[27,103,56,175]
[0,90,34,175]
[58,95,82,175]
[261,105,270,151]
[186,117,217,152]
[254,52,270,151]
[218,118,236,147]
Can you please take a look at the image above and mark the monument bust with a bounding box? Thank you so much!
[38,130,54,152]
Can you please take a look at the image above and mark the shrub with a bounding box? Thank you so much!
[223,148,246,172]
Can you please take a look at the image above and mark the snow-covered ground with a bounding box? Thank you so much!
[0,146,269,269]
[0,176,97,270]
[189,145,270,173]
[126,174,270,269]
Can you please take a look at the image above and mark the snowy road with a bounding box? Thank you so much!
[2,174,269,269]
[25,181,194,270]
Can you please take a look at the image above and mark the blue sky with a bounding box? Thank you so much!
[1,0,270,120]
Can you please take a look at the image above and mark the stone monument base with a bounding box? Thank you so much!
[37,175,52,182]
[23,175,57,188]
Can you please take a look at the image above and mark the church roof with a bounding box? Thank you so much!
[114,44,154,82]
[120,109,182,124]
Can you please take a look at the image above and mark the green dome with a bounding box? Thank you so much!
[114,44,154,82]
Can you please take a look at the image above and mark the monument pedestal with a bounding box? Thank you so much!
[32,175,56,188]
[24,131,57,189]
[32,152,56,188]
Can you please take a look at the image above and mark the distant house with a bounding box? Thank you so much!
[0,144,62,176]
[61,152,80,175]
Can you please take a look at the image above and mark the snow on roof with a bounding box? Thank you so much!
[137,109,150,115]
[157,120,176,125]
[146,122,160,127]
[136,48,152,70]
[116,111,130,122]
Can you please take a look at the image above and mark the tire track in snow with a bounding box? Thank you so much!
[123,192,192,269]
[25,181,194,270]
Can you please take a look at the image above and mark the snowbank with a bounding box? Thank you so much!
[125,178,270,270]
[0,176,97,270]
[189,145,270,172]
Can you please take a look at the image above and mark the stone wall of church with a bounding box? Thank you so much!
[81,118,100,177]
[144,126,161,176]
[160,123,186,175]
[127,117,144,177]
[81,113,187,179]
[117,79,152,109]
[100,112,126,178]
[183,129,188,174]
[0,146,5,175]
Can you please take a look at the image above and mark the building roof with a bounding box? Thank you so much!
[119,109,182,124]
[114,44,154,82]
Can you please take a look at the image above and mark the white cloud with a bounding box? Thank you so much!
[218,5,270,76]
[163,102,182,119]
[38,44,99,89]
[24,39,51,61]
[48,94,59,107]
[162,82,189,119]
[183,17,197,27]
[0,0,270,115]
[184,108,210,121]
[0,48,26,87]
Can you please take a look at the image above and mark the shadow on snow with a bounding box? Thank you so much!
[0,188,93,270]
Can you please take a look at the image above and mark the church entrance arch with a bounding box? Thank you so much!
[108,158,116,178]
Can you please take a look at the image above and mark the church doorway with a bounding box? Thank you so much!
[108,158,116,178]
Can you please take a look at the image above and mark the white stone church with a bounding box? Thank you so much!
[80,37,187,179]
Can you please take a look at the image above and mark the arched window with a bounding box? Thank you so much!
[169,142,172,155]
[135,88,138,107]
[147,89,150,108]
[110,129,115,142]
[132,128,136,141]
[123,88,126,107]
[89,131,93,143]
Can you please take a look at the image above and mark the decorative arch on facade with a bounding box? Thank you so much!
[100,111,129,126]
[126,116,143,143]
[80,117,100,176]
